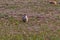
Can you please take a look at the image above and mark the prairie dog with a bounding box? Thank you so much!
[49,0,57,5]
[22,14,28,22]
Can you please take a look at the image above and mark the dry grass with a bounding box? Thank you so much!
[0,0,60,40]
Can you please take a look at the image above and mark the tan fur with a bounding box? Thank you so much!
[49,1,57,5]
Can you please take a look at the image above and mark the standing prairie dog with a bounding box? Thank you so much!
[22,14,28,22]
[49,0,57,5]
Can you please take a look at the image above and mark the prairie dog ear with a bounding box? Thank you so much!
[49,1,57,5]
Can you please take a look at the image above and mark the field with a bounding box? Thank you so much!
[0,0,60,40]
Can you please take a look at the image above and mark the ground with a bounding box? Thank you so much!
[0,0,60,40]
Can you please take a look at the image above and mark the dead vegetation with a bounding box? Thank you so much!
[0,0,60,40]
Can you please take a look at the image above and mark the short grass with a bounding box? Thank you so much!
[0,0,60,40]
